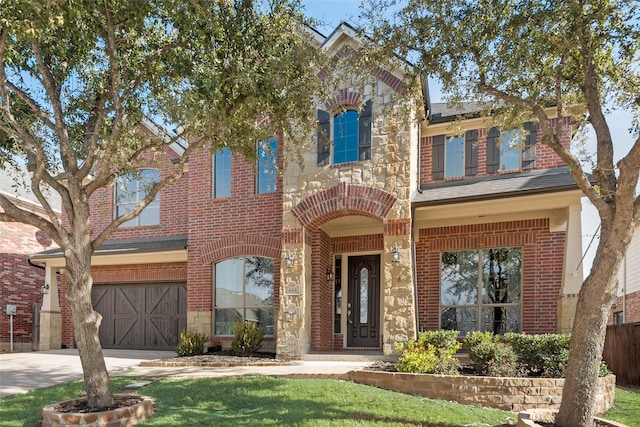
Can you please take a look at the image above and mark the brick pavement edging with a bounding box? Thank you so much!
[41,394,154,427]
[348,370,616,413]
[517,408,629,426]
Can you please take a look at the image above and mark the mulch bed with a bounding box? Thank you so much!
[148,349,284,367]
[53,395,144,414]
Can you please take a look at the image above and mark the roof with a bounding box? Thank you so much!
[429,102,487,123]
[414,167,581,206]
[31,234,188,260]
[0,166,62,212]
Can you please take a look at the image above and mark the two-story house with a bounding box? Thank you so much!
[30,23,585,357]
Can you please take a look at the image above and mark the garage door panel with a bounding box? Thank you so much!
[113,288,142,315]
[92,283,187,350]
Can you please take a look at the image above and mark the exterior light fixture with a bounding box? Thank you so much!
[285,251,294,269]
[41,283,50,294]
[326,268,334,282]
[391,242,401,263]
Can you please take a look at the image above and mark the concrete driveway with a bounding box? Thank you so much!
[0,348,175,397]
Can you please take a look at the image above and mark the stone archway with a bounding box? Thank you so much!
[286,183,398,353]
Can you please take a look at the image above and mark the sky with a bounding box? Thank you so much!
[300,0,638,275]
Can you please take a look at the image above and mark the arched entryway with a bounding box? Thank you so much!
[283,183,410,355]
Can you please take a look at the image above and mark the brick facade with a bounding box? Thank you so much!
[416,219,566,333]
[420,116,572,185]
[0,219,53,350]
[31,24,583,356]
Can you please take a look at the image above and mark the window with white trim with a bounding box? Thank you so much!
[114,169,160,227]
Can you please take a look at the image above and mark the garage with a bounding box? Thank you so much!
[92,283,187,350]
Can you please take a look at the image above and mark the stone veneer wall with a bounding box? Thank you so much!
[279,80,419,357]
[349,370,616,413]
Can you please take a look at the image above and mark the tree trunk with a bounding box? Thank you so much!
[555,223,630,427]
[65,252,113,409]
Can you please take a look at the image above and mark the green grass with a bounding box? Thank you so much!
[601,386,640,427]
[0,376,514,427]
[2,377,637,427]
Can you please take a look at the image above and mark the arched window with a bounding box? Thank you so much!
[114,169,160,227]
[317,100,372,165]
[214,256,275,336]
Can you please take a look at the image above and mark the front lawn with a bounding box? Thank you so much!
[1,376,514,426]
[1,376,637,426]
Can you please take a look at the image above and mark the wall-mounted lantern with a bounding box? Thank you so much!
[285,251,295,269]
[391,242,401,263]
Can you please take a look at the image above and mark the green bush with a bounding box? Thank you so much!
[503,333,571,376]
[232,320,264,353]
[396,330,460,375]
[464,331,518,377]
[176,329,208,356]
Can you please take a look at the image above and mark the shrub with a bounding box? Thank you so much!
[464,331,519,377]
[503,333,572,377]
[396,330,460,375]
[232,320,264,353]
[176,329,208,356]
[541,348,569,378]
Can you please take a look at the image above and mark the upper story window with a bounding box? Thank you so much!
[213,147,231,198]
[487,123,537,172]
[257,137,277,194]
[432,122,536,180]
[317,100,372,166]
[433,130,478,180]
[114,169,160,227]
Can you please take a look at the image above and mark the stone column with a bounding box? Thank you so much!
[39,266,61,350]
[276,239,309,359]
[382,234,416,355]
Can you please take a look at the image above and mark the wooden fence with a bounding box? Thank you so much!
[602,323,640,386]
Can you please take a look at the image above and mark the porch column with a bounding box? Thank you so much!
[558,202,584,333]
[277,232,310,359]
[39,265,62,350]
[382,224,416,355]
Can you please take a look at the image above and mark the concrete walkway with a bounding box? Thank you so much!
[0,349,175,397]
[0,349,372,397]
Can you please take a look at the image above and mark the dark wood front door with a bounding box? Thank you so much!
[92,283,186,350]
[347,255,380,348]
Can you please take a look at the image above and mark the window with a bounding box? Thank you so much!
[444,136,464,178]
[213,147,231,198]
[257,137,277,194]
[487,122,537,172]
[214,256,275,336]
[114,169,160,227]
[432,130,478,180]
[440,248,522,336]
[316,100,372,165]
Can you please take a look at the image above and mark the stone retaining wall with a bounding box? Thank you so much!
[41,394,154,427]
[349,370,616,413]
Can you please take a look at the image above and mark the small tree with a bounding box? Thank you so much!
[0,0,328,409]
[366,1,639,426]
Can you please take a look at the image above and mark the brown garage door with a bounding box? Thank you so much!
[92,283,187,350]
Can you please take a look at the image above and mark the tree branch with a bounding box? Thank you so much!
[0,194,60,245]
[5,81,57,131]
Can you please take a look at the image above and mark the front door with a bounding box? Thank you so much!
[347,255,380,348]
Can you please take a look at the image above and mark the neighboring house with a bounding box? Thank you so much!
[609,224,640,324]
[0,166,60,351]
[30,23,586,356]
